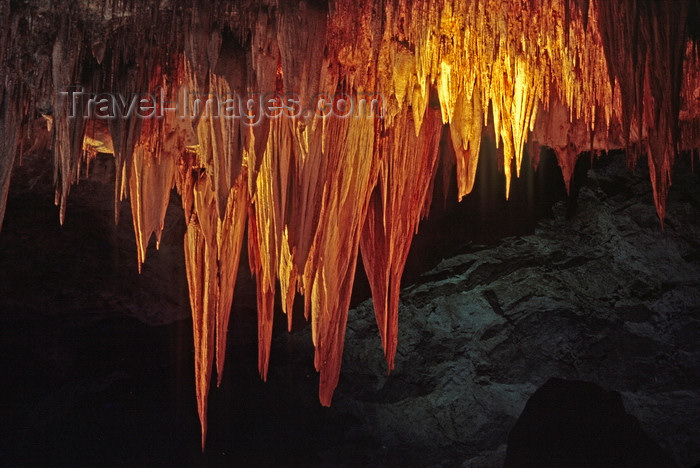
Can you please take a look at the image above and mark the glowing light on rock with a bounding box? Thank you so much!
[0,0,697,449]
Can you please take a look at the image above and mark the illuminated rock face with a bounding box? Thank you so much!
[0,0,698,448]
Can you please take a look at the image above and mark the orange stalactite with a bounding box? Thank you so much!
[128,139,176,272]
[126,63,195,270]
[450,86,485,200]
[248,117,293,379]
[183,208,217,452]
[1,0,698,449]
[306,114,381,406]
[182,168,249,449]
[361,104,443,371]
[248,204,276,381]
[269,120,302,330]
[283,119,329,299]
[214,179,249,385]
[196,73,245,221]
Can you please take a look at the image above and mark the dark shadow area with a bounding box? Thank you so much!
[505,378,676,467]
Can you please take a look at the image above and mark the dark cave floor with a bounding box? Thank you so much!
[1,147,699,467]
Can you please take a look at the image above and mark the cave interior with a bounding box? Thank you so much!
[1,0,699,466]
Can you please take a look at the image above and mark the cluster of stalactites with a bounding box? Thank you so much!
[1,0,698,449]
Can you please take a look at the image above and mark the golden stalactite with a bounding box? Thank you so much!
[306,114,380,406]
[283,119,329,290]
[248,116,292,379]
[127,63,195,269]
[187,54,251,386]
[1,0,698,450]
[197,73,245,220]
[450,82,484,199]
[182,166,249,450]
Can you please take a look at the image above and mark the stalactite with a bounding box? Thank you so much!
[306,114,380,405]
[129,124,176,272]
[596,0,692,224]
[360,104,443,371]
[183,205,217,451]
[450,83,484,200]
[274,0,329,328]
[248,117,290,379]
[106,63,145,226]
[215,178,248,384]
[1,0,699,449]
[51,17,88,225]
[182,167,251,450]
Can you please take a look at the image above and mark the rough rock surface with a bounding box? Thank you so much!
[319,155,700,466]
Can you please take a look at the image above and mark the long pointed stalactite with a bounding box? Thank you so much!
[361,104,443,371]
[1,0,699,449]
